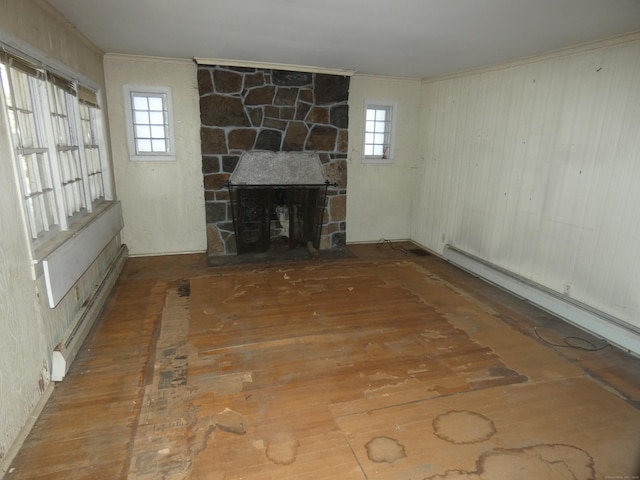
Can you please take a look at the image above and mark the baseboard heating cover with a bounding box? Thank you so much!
[42,201,124,308]
[443,245,640,356]
[51,243,128,381]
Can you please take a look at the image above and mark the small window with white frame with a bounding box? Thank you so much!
[124,85,175,161]
[363,100,397,163]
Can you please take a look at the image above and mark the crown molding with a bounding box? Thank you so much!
[193,57,356,76]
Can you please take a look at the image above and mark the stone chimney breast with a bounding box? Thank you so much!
[197,65,349,260]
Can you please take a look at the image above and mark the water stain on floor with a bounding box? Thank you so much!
[432,410,496,444]
[424,443,595,480]
[365,436,407,464]
[265,432,300,465]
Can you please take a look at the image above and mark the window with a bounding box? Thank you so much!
[48,74,87,219]
[78,86,106,203]
[363,100,397,163]
[124,85,175,161]
[0,49,110,254]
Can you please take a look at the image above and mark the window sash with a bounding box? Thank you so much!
[131,92,170,154]
[0,49,108,247]
[79,103,106,202]
[49,80,89,218]
[124,85,175,160]
[363,101,397,163]
[364,105,392,159]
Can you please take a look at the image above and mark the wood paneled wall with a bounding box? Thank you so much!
[414,35,640,332]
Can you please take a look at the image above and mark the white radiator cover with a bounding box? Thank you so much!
[443,245,640,356]
[42,202,124,308]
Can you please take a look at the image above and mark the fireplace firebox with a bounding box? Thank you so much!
[227,152,334,255]
[229,184,329,254]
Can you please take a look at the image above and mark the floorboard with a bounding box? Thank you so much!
[5,243,640,479]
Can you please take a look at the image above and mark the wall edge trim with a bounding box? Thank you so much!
[443,245,640,357]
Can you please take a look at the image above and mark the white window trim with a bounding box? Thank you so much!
[124,84,176,161]
[362,99,397,164]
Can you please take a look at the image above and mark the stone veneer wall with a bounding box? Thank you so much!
[197,66,349,256]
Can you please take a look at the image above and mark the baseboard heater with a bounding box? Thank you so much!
[42,201,124,308]
[443,245,640,356]
[51,243,128,381]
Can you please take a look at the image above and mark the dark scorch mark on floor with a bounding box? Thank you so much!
[177,278,191,297]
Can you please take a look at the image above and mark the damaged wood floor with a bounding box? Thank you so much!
[6,244,640,479]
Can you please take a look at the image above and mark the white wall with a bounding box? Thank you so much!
[414,34,640,332]
[347,75,421,243]
[0,0,123,467]
[104,55,206,256]
[0,76,48,466]
[0,0,104,84]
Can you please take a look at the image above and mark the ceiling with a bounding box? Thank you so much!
[46,0,640,78]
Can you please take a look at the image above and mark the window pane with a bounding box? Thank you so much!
[133,96,148,109]
[87,149,98,173]
[134,111,149,124]
[28,198,42,236]
[89,172,104,200]
[375,109,386,121]
[148,96,164,111]
[366,121,375,133]
[373,145,384,156]
[137,139,152,152]
[364,144,373,156]
[21,157,33,195]
[135,125,151,138]
[149,111,165,125]
[19,111,37,148]
[152,139,166,152]
[150,125,165,138]
[374,133,385,145]
[44,190,56,226]
[366,109,376,121]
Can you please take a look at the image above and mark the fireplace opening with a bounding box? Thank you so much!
[227,151,333,256]
[230,185,327,254]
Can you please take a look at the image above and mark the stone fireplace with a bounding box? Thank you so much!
[197,65,349,262]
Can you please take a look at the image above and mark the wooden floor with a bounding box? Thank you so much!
[5,243,640,479]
